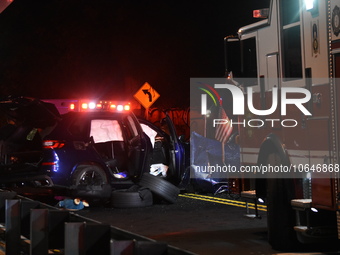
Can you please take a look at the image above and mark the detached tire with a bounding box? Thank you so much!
[111,186,153,208]
[139,173,179,204]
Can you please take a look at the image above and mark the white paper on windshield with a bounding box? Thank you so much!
[90,119,123,143]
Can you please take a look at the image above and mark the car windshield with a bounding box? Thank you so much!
[90,119,124,143]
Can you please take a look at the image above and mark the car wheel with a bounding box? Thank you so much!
[71,165,111,199]
[266,153,300,251]
[110,185,153,208]
[139,173,179,204]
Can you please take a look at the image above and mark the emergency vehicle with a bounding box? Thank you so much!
[224,0,340,250]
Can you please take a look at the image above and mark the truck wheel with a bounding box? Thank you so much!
[110,185,153,208]
[71,165,111,199]
[266,153,300,251]
[139,173,179,204]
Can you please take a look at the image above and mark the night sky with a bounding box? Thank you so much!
[0,0,269,108]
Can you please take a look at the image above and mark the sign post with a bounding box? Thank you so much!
[133,82,160,119]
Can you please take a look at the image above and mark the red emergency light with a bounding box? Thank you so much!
[81,103,88,110]
[69,100,131,112]
[253,8,269,18]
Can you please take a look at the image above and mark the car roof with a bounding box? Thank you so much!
[61,110,133,120]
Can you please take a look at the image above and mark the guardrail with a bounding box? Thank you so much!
[0,190,195,255]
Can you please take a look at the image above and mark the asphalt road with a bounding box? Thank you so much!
[12,189,340,255]
[76,193,276,255]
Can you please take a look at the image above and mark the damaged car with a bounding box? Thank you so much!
[0,96,61,184]
[0,98,189,201]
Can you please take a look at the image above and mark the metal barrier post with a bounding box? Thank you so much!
[48,210,70,249]
[21,200,40,239]
[65,222,111,255]
[30,209,49,255]
[64,222,86,255]
[85,224,111,255]
[111,240,134,255]
[0,192,17,223]
[135,241,168,255]
[5,199,21,255]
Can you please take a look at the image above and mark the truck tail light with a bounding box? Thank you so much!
[43,140,65,149]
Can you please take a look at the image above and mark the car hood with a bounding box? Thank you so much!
[0,96,61,128]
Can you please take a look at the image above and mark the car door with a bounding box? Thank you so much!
[139,115,188,185]
[160,114,187,182]
[122,114,148,177]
